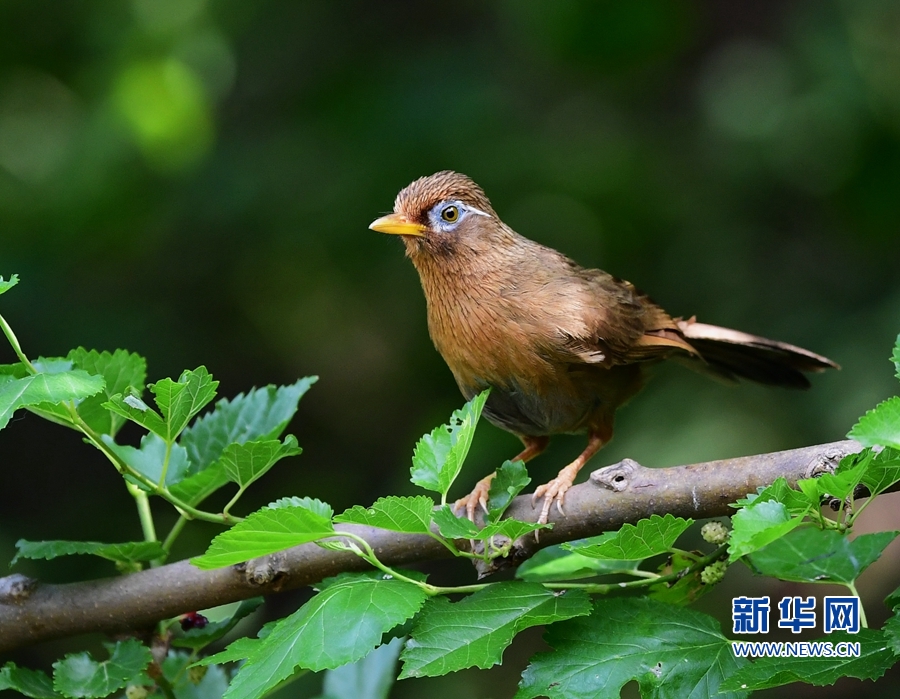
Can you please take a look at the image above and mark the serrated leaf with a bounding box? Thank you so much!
[101,432,191,487]
[180,378,316,472]
[885,610,900,655]
[732,477,814,516]
[173,597,264,651]
[267,496,334,519]
[565,514,693,560]
[892,334,900,381]
[400,582,590,678]
[158,651,229,699]
[649,551,712,606]
[315,636,404,699]
[516,597,747,699]
[728,499,805,561]
[220,436,301,489]
[66,348,147,437]
[334,496,434,535]
[747,529,898,584]
[193,505,335,569]
[11,540,166,567]
[151,366,218,439]
[168,461,229,506]
[193,636,260,667]
[855,447,900,499]
[225,578,427,699]
[432,505,480,539]
[849,396,900,450]
[410,391,488,499]
[52,639,151,699]
[516,544,642,583]
[487,460,530,523]
[0,274,19,295]
[479,518,550,541]
[103,392,167,438]
[720,629,892,691]
[0,370,105,430]
[0,663,59,699]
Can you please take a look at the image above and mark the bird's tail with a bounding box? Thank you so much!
[676,319,839,389]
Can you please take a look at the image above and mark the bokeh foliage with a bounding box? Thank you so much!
[2,1,900,697]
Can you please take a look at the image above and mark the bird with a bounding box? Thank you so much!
[369,171,838,525]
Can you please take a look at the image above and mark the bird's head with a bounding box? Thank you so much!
[369,171,506,259]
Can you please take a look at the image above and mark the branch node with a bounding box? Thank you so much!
[803,448,844,479]
[238,553,288,590]
[0,574,38,604]
[590,458,643,492]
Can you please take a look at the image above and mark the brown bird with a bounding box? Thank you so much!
[370,171,838,524]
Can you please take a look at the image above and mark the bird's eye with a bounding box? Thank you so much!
[440,205,459,223]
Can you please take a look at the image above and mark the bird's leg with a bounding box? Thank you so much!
[532,431,607,524]
[454,435,549,522]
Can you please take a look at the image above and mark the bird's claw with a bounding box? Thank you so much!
[531,477,571,525]
[453,476,493,523]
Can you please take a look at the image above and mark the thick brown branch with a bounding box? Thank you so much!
[0,440,860,653]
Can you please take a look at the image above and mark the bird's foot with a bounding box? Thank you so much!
[531,463,581,525]
[453,472,496,523]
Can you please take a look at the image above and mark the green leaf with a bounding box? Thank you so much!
[516,597,747,699]
[168,460,229,506]
[432,505,480,539]
[66,348,147,437]
[158,651,229,699]
[193,637,260,667]
[849,396,900,450]
[0,663,59,699]
[11,540,166,567]
[220,436,301,489]
[193,504,335,569]
[649,551,713,606]
[267,496,334,519]
[732,477,814,516]
[410,390,488,498]
[225,577,427,699]
[893,334,900,381]
[516,544,642,583]
[0,370,105,430]
[180,378,316,472]
[728,499,805,561]
[400,582,590,678]
[314,636,404,699]
[856,447,900,499]
[487,460,530,523]
[885,609,900,655]
[334,496,434,535]
[565,514,693,560]
[103,390,166,437]
[101,433,191,487]
[0,274,19,295]
[747,528,898,584]
[720,629,893,691]
[52,639,151,699]
[479,518,550,541]
[151,366,218,439]
[173,598,264,651]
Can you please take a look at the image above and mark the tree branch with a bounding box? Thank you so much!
[0,439,860,653]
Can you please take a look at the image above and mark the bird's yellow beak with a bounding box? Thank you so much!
[368,213,426,237]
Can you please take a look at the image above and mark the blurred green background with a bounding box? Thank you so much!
[2,0,900,696]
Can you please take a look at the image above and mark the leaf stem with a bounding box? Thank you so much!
[0,312,37,374]
[846,581,868,629]
[544,543,729,594]
[162,515,188,553]
[128,483,158,545]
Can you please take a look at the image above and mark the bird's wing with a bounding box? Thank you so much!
[557,269,699,367]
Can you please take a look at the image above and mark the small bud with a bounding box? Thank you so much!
[125,685,149,699]
[701,521,729,545]
[700,560,728,585]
